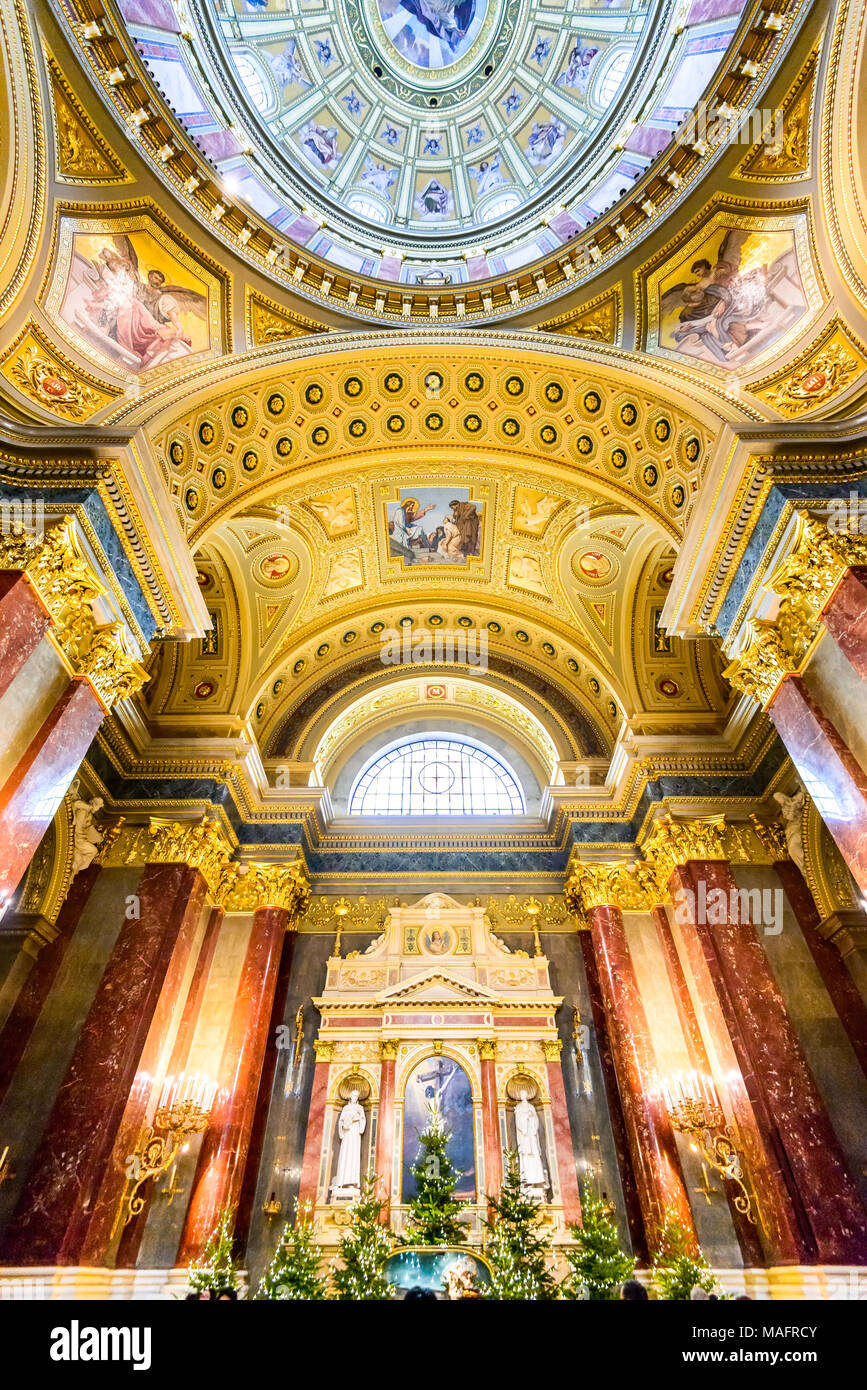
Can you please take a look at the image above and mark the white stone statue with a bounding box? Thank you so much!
[774,786,806,873]
[70,791,105,878]
[332,1089,365,1199]
[515,1090,547,1195]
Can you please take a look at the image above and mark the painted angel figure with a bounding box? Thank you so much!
[361,156,398,199]
[525,118,567,167]
[468,152,505,196]
[397,0,477,52]
[66,234,207,372]
[556,42,600,93]
[299,120,341,170]
[268,38,311,91]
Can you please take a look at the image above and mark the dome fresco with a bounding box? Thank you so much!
[119,0,751,287]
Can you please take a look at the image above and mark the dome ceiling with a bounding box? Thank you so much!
[118,0,752,286]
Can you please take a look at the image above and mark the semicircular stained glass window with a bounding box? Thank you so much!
[348,734,525,816]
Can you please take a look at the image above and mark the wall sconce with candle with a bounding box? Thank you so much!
[662,1071,757,1225]
[117,1072,217,1231]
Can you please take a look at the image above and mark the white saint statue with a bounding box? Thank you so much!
[70,792,105,878]
[515,1090,547,1194]
[332,1089,365,1199]
[773,786,806,873]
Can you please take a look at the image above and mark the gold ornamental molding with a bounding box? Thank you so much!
[769,514,867,616]
[44,51,131,186]
[215,858,311,919]
[538,286,623,345]
[99,814,235,895]
[747,317,867,417]
[0,517,149,709]
[723,617,806,708]
[0,321,120,420]
[245,287,329,347]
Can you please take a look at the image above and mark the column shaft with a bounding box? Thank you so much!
[0,677,103,906]
[374,1053,396,1219]
[176,906,288,1263]
[0,862,206,1265]
[546,1058,582,1226]
[670,860,867,1264]
[297,1060,330,1209]
[479,1053,502,1202]
[0,572,49,701]
[768,675,867,895]
[588,904,695,1250]
[821,566,867,679]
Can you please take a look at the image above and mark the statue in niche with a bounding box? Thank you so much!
[332,1090,365,1199]
[69,785,106,878]
[773,785,806,873]
[515,1090,547,1196]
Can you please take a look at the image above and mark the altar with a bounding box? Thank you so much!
[298,894,582,1244]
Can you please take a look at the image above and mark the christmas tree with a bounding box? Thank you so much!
[403,1102,469,1247]
[330,1173,395,1300]
[256,1200,327,1300]
[651,1210,717,1300]
[481,1150,557,1300]
[562,1187,635,1299]
[188,1205,241,1295]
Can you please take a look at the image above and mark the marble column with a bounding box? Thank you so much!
[768,676,867,896]
[545,1044,582,1226]
[297,1048,331,1209]
[774,860,867,1081]
[588,904,696,1250]
[669,859,867,1265]
[0,572,49,701]
[652,903,764,1267]
[578,932,648,1263]
[0,677,104,909]
[176,905,289,1264]
[233,928,297,1254]
[0,863,101,1110]
[374,1041,398,1219]
[821,566,867,680]
[0,862,207,1265]
[478,1040,502,1204]
[115,905,224,1270]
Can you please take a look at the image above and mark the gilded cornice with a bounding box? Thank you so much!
[0,0,47,319]
[0,516,149,709]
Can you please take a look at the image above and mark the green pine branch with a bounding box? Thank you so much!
[562,1187,635,1300]
[257,1199,327,1300]
[403,1106,469,1248]
[188,1205,241,1295]
[481,1151,558,1300]
[330,1173,395,1300]
[651,1209,717,1301]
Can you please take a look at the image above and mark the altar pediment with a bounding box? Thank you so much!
[378,969,499,1005]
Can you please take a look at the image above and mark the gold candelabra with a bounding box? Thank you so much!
[663,1071,756,1224]
[117,1073,216,1230]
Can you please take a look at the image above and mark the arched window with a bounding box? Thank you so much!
[348,735,525,816]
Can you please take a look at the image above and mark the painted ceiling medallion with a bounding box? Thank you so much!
[375,0,492,72]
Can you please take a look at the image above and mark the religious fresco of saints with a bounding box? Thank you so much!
[57,229,212,374]
[386,486,484,566]
[654,223,811,370]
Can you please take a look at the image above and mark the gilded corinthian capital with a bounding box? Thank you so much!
[722,618,801,709]
[770,515,867,614]
[641,814,727,878]
[216,858,311,921]
[99,814,234,894]
[564,859,663,918]
[0,516,149,708]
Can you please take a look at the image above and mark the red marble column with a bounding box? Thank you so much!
[588,904,696,1251]
[115,905,225,1269]
[652,904,764,1267]
[821,566,867,680]
[0,863,101,1112]
[233,928,297,1254]
[0,572,49,700]
[0,677,104,907]
[579,932,648,1263]
[546,1055,582,1226]
[297,1055,330,1209]
[768,676,867,895]
[669,859,867,1265]
[176,905,289,1263]
[374,1045,397,1219]
[0,862,207,1265]
[774,860,867,1082]
[479,1048,502,1204]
